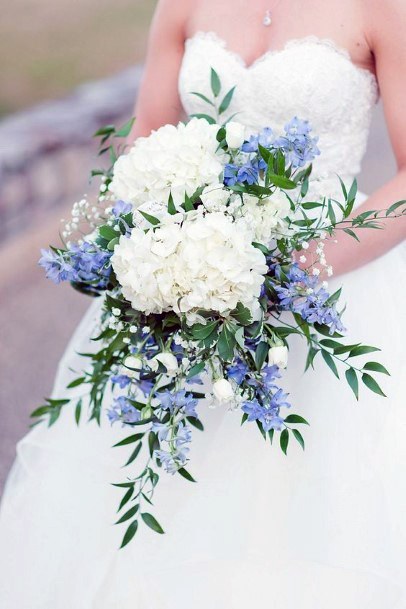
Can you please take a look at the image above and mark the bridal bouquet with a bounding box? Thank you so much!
[37,71,404,546]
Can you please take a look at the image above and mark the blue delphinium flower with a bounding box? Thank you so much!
[111,374,132,389]
[242,399,285,432]
[273,117,320,168]
[112,200,132,217]
[241,127,274,152]
[39,249,76,284]
[107,396,141,425]
[69,241,111,287]
[224,163,239,186]
[154,422,192,474]
[273,264,345,334]
[227,359,249,385]
[156,389,198,418]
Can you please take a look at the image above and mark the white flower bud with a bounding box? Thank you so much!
[149,352,179,376]
[124,355,142,370]
[212,378,235,404]
[268,345,288,369]
[225,121,246,149]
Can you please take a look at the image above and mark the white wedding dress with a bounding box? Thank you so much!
[1,32,405,609]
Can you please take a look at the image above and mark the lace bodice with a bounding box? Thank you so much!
[179,32,379,197]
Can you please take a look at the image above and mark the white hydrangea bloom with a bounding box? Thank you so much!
[109,118,227,207]
[111,212,267,323]
[240,191,292,246]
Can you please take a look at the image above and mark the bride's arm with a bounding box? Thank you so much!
[319,3,406,277]
[127,0,191,142]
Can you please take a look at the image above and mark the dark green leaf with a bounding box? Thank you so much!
[118,487,134,511]
[280,429,289,455]
[267,174,297,189]
[385,199,406,216]
[99,225,118,241]
[178,467,197,482]
[230,302,253,326]
[167,192,177,215]
[120,520,138,548]
[255,341,269,371]
[361,373,386,397]
[114,433,144,447]
[217,323,236,361]
[343,228,360,242]
[292,428,305,450]
[75,399,82,425]
[191,320,219,340]
[345,368,359,400]
[114,117,135,138]
[190,91,215,107]
[321,350,339,379]
[138,211,160,226]
[219,86,236,114]
[210,68,221,97]
[67,376,85,389]
[116,504,139,524]
[363,361,390,375]
[141,512,165,534]
[349,345,381,358]
[124,442,142,466]
[284,414,310,425]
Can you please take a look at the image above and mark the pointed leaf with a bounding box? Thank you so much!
[120,520,138,548]
[345,368,359,400]
[361,373,386,397]
[280,429,289,455]
[292,428,305,450]
[141,512,165,534]
[363,361,390,375]
[210,68,221,97]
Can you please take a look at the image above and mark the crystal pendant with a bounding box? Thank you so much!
[263,10,272,26]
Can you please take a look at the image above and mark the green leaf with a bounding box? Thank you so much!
[167,192,177,215]
[280,429,289,455]
[114,117,135,138]
[219,86,236,114]
[255,341,269,371]
[94,124,115,137]
[385,199,406,216]
[361,373,386,397]
[141,512,165,534]
[343,228,360,242]
[302,201,322,210]
[321,350,339,379]
[120,520,139,548]
[210,68,221,97]
[319,338,343,350]
[268,428,275,444]
[189,113,216,124]
[114,433,144,447]
[138,211,160,226]
[99,225,118,241]
[178,467,197,482]
[347,178,358,204]
[363,361,390,375]
[349,345,381,358]
[292,429,305,450]
[124,442,142,466]
[118,487,134,511]
[345,368,359,400]
[187,361,206,379]
[116,504,139,524]
[284,414,310,425]
[267,173,297,189]
[107,237,120,251]
[67,376,85,389]
[230,302,253,326]
[75,398,82,425]
[217,323,236,361]
[190,91,216,107]
[191,320,219,340]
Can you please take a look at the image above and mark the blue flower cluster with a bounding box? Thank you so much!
[156,389,198,419]
[242,365,290,432]
[153,422,192,474]
[107,395,141,424]
[39,241,111,288]
[274,264,345,334]
[223,118,320,187]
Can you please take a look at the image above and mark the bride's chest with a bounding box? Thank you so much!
[178,33,377,137]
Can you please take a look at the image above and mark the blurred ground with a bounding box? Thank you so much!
[0,99,397,494]
[0,0,156,116]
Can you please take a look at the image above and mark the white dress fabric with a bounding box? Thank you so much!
[1,32,405,609]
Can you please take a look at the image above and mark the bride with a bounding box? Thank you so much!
[1,1,405,607]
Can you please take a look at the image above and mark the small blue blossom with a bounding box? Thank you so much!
[273,117,320,168]
[111,374,132,389]
[156,390,198,418]
[112,200,132,217]
[107,395,141,425]
[39,249,76,284]
[227,359,249,385]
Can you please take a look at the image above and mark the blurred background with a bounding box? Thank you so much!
[0,0,397,493]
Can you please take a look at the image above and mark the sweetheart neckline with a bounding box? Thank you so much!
[185,31,378,90]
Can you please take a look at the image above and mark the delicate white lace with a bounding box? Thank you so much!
[178,31,379,199]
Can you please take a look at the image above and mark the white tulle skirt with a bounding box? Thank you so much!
[1,194,405,608]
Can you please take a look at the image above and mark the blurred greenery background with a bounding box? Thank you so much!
[1,0,157,117]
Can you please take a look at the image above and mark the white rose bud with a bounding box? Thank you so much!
[149,352,179,376]
[225,121,246,149]
[123,355,143,378]
[268,345,289,369]
[212,378,235,404]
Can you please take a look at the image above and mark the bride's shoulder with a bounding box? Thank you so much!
[152,0,197,35]
[362,0,406,47]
